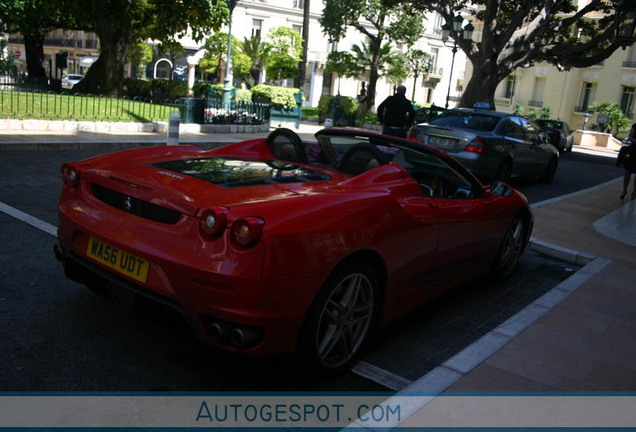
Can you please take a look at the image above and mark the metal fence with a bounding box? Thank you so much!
[1,76,271,125]
[204,97,270,125]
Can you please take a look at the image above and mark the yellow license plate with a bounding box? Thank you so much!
[86,237,150,283]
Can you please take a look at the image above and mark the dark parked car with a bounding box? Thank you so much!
[535,119,574,153]
[414,104,446,124]
[408,108,559,183]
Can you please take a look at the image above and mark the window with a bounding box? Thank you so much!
[505,75,516,99]
[251,19,263,38]
[433,13,443,35]
[430,48,439,74]
[504,118,525,140]
[530,77,545,106]
[621,86,635,116]
[519,118,539,142]
[578,82,594,112]
[292,24,302,35]
[293,0,303,8]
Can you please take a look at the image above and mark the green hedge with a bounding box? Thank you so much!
[251,84,301,109]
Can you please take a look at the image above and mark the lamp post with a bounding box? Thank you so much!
[221,0,238,109]
[441,14,474,109]
[616,0,636,48]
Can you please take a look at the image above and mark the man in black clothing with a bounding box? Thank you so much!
[377,85,415,138]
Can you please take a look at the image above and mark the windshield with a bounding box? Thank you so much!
[431,111,500,132]
[153,157,330,188]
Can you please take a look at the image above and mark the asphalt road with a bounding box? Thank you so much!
[0,146,623,391]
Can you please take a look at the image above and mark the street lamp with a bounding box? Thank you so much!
[616,0,636,48]
[441,14,474,109]
[221,0,238,109]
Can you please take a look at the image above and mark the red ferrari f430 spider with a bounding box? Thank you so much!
[55,128,533,370]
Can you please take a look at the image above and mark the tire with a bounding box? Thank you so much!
[540,157,558,183]
[492,215,526,281]
[300,261,379,371]
[495,159,512,183]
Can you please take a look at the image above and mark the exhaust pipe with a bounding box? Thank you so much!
[230,327,263,348]
[208,321,231,341]
[53,244,63,262]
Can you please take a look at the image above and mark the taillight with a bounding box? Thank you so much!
[60,163,80,187]
[232,217,265,247]
[465,137,487,153]
[199,208,227,237]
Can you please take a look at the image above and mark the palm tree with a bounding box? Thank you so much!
[241,35,262,87]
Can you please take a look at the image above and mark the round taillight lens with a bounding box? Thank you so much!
[232,217,265,247]
[199,208,227,237]
[61,163,80,187]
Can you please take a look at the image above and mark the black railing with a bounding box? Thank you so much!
[204,97,270,125]
[1,77,270,125]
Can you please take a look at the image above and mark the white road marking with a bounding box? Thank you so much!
[0,201,57,236]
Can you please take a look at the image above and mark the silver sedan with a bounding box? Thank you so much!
[408,108,559,183]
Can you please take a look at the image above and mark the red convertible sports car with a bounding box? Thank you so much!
[55,128,533,370]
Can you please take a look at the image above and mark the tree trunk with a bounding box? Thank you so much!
[458,59,502,109]
[297,0,310,93]
[23,34,47,84]
[73,0,132,96]
[365,40,383,111]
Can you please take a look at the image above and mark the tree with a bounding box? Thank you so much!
[127,41,153,79]
[260,26,302,84]
[324,51,358,93]
[320,0,424,110]
[240,35,262,87]
[73,0,229,96]
[590,101,630,135]
[0,0,85,83]
[382,0,636,109]
[296,0,311,94]
[403,49,431,101]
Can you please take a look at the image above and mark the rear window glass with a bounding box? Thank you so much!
[431,111,500,132]
[152,157,330,188]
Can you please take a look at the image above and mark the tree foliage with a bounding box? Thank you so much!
[403,49,431,101]
[382,0,636,109]
[320,0,424,109]
[260,26,303,84]
[0,0,87,82]
[72,0,229,96]
[590,101,630,134]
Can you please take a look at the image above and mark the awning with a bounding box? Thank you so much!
[79,56,98,67]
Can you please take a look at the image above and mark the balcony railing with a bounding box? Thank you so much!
[494,97,512,106]
[527,100,543,107]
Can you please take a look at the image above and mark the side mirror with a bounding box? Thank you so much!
[491,181,513,196]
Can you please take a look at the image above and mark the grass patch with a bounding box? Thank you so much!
[0,90,177,123]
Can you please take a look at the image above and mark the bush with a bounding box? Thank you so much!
[317,94,358,116]
[318,95,334,116]
[302,107,319,118]
[123,78,188,102]
[235,88,252,104]
[251,84,301,109]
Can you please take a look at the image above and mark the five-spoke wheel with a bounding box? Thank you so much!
[492,215,526,280]
[302,263,378,370]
